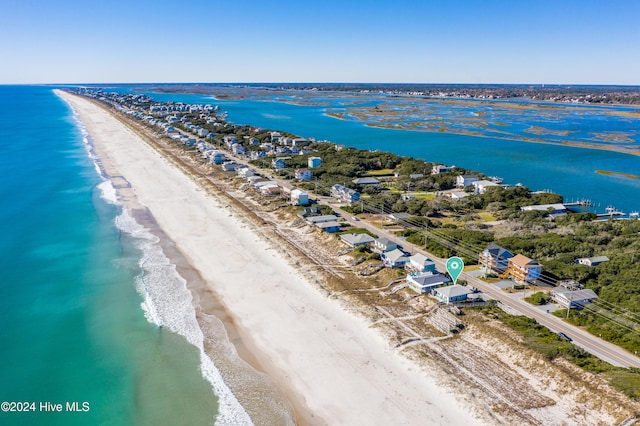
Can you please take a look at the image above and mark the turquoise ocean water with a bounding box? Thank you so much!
[129,88,640,214]
[0,86,233,425]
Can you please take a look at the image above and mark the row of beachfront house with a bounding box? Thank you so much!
[339,232,473,303]
[149,103,216,116]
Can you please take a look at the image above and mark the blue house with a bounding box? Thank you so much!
[272,158,286,170]
[479,243,514,273]
[308,156,322,168]
[317,221,342,233]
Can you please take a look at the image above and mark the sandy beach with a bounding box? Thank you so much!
[55,91,485,425]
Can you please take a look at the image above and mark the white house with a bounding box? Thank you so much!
[330,184,360,205]
[448,191,469,200]
[223,135,237,148]
[373,238,398,253]
[521,203,568,215]
[432,165,452,174]
[259,184,281,196]
[407,253,437,273]
[551,287,598,309]
[209,151,226,164]
[291,189,309,206]
[456,175,478,188]
[472,180,501,194]
[221,161,237,172]
[576,256,610,267]
[270,131,282,144]
[382,249,409,268]
[236,167,255,179]
[232,144,246,156]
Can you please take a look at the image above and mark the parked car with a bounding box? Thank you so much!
[558,332,572,342]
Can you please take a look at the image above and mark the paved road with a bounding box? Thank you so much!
[328,204,640,368]
[218,147,640,368]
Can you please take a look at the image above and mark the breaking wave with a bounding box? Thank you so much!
[65,95,253,426]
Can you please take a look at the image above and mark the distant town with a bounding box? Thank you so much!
[128,82,640,105]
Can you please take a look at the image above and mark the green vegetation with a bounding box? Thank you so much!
[481,306,640,399]
[337,227,378,239]
[127,93,640,375]
[524,292,550,305]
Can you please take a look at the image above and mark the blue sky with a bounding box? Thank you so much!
[1,0,639,84]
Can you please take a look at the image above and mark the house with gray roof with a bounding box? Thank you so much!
[521,203,568,217]
[317,221,342,233]
[373,237,398,253]
[551,287,598,309]
[306,215,339,225]
[340,233,375,248]
[406,253,437,273]
[434,285,472,304]
[406,272,451,294]
[331,184,360,205]
[352,177,380,185]
[479,243,514,273]
[456,175,478,188]
[576,256,610,267]
[382,249,410,268]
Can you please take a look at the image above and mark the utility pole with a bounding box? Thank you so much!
[424,222,428,249]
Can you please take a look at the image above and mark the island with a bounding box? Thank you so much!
[59,87,640,425]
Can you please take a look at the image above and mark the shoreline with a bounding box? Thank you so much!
[56,90,484,425]
[58,90,300,425]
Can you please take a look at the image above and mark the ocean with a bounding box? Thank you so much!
[0,86,229,425]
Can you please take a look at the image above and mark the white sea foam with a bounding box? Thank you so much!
[97,181,118,205]
[63,96,106,183]
[60,90,254,425]
[115,209,253,426]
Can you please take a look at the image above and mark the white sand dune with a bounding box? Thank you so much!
[57,90,483,425]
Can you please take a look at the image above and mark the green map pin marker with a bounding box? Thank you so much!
[446,256,464,285]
